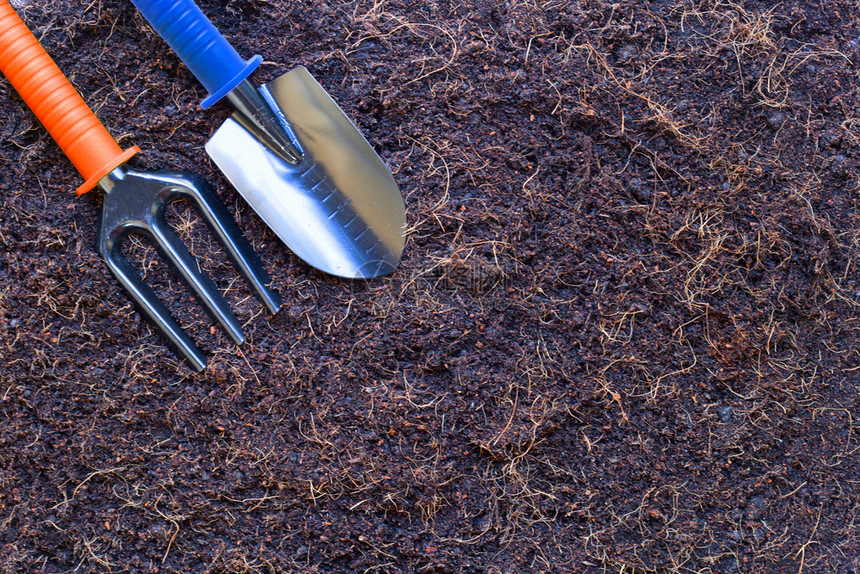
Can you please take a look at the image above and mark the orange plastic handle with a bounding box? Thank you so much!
[0,1,139,194]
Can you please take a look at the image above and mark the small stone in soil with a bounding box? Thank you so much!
[767,112,785,129]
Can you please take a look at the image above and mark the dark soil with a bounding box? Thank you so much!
[1,0,859,572]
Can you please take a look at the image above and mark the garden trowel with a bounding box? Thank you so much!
[130,0,406,279]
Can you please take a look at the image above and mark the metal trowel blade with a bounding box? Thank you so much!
[205,66,406,279]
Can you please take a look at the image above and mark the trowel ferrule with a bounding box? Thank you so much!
[226,80,304,165]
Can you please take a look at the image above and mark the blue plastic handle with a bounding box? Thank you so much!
[129,0,261,109]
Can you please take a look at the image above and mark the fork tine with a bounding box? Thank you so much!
[150,219,246,346]
[104,242,208,371]
[172,175,282,314]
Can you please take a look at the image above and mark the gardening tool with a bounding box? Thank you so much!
[129,0,406,279]
[0,0,281,371]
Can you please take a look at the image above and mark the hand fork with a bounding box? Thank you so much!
[0,1,281,370]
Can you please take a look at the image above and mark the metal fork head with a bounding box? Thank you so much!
[96,167,281,371]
